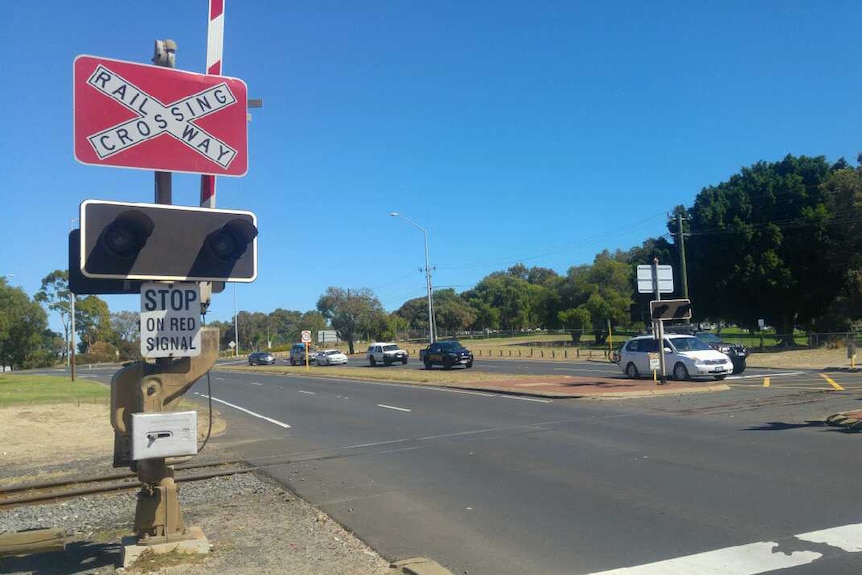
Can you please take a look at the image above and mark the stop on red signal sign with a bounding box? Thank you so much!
[73,55,248,176]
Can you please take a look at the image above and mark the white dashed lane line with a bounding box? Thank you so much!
[195,393,291,429]
[377,404,412,413]
[298,390,316,395]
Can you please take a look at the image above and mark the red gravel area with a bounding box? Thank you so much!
[443,375,728,398]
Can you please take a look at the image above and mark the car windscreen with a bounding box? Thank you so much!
[439,341,464,351]
[383,345,399,351]
[671,337,713,352]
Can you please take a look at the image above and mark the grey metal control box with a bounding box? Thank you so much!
[131,411,198,460]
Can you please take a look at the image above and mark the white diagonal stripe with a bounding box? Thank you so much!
[586,523,862,574]
[207,12,225,72]
[85,64,237,167]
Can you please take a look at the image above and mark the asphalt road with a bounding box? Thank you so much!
[44,362,862,573]
[216,354,862,392]
[180,366,861,575]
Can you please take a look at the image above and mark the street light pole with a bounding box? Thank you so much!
[69,218,79,382]
[390,212,436,343]
[1,275,13,374]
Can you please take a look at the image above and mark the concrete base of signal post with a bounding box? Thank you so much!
[121,526,210,568]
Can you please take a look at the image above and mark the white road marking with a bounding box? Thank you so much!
[298,390,316,395]
[430,388,495,397]
[214,377,225,381]
[501,395,552,403]
[552,367,618,373]
[249,382,263,386]
[797,523,862,552]
[377,404,412,412]
[195,393,291,428]
[727,371,804,380]
[587,522,862,574]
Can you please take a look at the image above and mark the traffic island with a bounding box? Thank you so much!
[440,375,730,399]
[825,410,862,432]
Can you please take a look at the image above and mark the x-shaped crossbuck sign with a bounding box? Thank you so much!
[86,64,239,169]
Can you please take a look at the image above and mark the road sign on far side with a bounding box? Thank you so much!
[73,55,248,176]
[637,265,674,294]
[301,330,312,344]
[140,283,202,358]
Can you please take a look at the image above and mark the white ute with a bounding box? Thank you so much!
[366,343,409,366]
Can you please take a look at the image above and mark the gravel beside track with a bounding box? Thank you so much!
[0,404,397,575]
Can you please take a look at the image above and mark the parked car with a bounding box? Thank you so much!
[420,340,474,369]
[617,334,733,381]
[248,351,275,366]
[366,343,409,366]
[316,349,349,366]
[694,332,748,374]
[289,343,316,365]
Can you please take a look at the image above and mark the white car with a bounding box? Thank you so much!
[316,349,348,366]
[366,343,409,366]
[617,334,733,381]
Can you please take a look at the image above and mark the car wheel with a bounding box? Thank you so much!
[673,362,690,381]
[625,362,639,379]
[424,358,432,370]
[370,356,377,367]
[732,359,746,375]
[713,374,727,380]
[401,357,408,365]
[290,359,296,366]
[384,357,391,366]
[443,357,453,370]
[466,360,473,369]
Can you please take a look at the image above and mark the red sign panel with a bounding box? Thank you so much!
[74,55,248,176]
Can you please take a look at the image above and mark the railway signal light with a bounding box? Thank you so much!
[79,200,257,282]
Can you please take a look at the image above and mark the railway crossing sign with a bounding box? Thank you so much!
[140,283,202,358]
[73,55,248,176]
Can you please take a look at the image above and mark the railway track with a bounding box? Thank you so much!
[0,459,252,510]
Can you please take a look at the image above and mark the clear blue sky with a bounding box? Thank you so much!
[2,1,861,332]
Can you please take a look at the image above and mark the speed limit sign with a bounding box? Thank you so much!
[301,330,312,343]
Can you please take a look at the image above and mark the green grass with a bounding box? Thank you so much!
[0,374,109,407]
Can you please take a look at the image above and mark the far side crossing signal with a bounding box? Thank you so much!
[79,200,257,282]
[650,299,692,321]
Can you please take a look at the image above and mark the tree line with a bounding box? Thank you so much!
[4,153,862,369]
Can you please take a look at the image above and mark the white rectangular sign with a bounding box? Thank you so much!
[637,264,674,294]
[140,282,201,358]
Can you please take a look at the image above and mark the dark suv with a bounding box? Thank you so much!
[694,332,748,374]
[289,343,315,365]
[248,352,275,366]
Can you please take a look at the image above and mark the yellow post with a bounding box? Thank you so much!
[607,319,613,356]
[305,342,309,370]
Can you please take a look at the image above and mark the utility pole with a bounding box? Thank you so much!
[674,212,689,300]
